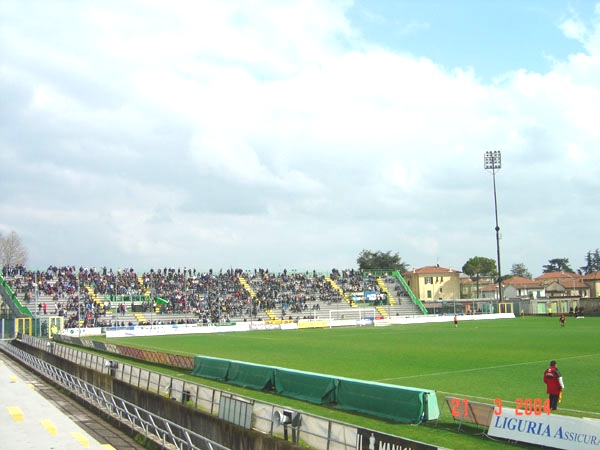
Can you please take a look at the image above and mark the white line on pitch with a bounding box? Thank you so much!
[375,353,599,382]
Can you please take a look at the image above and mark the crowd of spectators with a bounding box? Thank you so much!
[242,268,341,316]
[2,265,392,328]
[2,265,26,277]
[331,268,379,294]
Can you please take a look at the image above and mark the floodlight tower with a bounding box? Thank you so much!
[484,150,502,302]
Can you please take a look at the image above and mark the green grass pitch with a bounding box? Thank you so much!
[103,316,600,449]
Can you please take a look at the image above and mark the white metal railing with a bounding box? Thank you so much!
[0,341,229,450]
[11,335,440,450]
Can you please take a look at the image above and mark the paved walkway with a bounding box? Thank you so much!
[0,352,145,450]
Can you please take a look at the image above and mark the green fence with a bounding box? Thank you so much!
[0,274,33,318]
[336,376,427,422]
[191,355,439,423]
[274,368,338,404]
[391,269,428,314]
[227,360,276,391]
[367,269,428,314]
[0,318,16,339]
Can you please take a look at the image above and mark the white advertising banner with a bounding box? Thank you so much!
[104,322,251,338]
[488,408,600,449]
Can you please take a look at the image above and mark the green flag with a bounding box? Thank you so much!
[155,297,169,305]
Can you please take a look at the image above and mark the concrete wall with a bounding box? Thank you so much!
[13,340,304,450]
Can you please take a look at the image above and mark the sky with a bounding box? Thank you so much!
[1,0,599,277]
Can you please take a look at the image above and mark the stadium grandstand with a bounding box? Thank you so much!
[1,265,424,332]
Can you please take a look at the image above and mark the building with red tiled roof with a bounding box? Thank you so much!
[503,276,545,299]
[459,276,476,299]
[582,271,600,298]
[403,265,461,300]
[479,282,499,299]
[534,271,579,283]
[459,276,496,299]
[534,272,589,298]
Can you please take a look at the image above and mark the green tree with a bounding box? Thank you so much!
[356,250,409,272]
[0,230,28,268]
[462,256,497,298]
[580,249,600,275]
[542,258,573,274]
[510,263,532,279]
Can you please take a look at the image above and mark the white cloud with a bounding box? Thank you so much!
[559,3,600,55]
[0,0,599,275]
[560,18,587,42]
[566,142,588,162]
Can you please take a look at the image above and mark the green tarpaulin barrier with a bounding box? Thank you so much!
[274,368,338,404]
[191,355,439,423]
[336,378,424,423]
[227,361,276,390]
[190,356,230,380]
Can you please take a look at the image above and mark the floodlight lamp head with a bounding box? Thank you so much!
[484,150,502,170]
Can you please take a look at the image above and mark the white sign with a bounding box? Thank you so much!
[488,408,600,449]
[104,322,251,338]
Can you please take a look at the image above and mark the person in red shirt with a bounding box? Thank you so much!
[543,360,565,411]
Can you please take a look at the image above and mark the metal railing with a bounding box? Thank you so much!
[12,335,363,449]
[12,335,439,450]
[0,341,229,450]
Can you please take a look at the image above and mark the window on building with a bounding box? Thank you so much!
[424,277,433,284]
[427,290,432,298]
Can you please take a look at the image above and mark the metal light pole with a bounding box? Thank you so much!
[484,151,502,302]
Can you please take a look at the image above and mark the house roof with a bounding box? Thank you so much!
[534,271,579,281]
[504,276,536,285]
[480,284,498,292]
[404,265,459,275]
[557,279,588,289]
[542,279,588,290]
[533,271,588,288]
[503,276,543,289]
[582,270,600,281]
